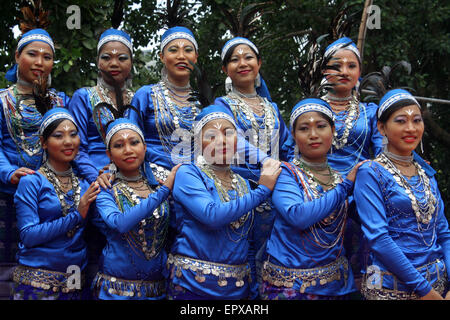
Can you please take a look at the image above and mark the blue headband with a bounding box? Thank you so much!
[324,37,360,61]
[39,107,76,136]
[105,118,145,149]
[97,28,133,54]
[193,105,237,135]
[160,26,198,52]
[221,37,259,62]
[290,98,334,129]
[5,29,55,83]
[378,89,420,119]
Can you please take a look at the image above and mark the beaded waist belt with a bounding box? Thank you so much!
[93,272,166,298]
[361,259,447,300]
[167,254,251,288]
[13,265,84,293]
[262,256,349,293]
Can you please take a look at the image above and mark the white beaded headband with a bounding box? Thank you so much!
[97,35,133,53]
[160,32,198,52]
[378,93,420,119]
[290,104,334,129]
[221,38,259,61]
[324,43,361,61]
[39,113,76,136]
[194,112,237,136]
[18,34,55,52]
[105,123,145,148]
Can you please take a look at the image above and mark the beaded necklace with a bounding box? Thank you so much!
[323,94,360,150]
[113,178,169,260]
[40,161,81,238]
[377,153,437,225]
[225,92,276,154]
[291,158,347,250]
[198,158,253,242]
[1,86,63,168]
[152,81,199,160]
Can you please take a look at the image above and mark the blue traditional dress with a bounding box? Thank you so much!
[0,29,68,298]
[11,108,89,300]
[168,105,272,300]
[262,98,356,300]
[354,89,450,299]
[69,28,134,183]
[128,26,200,181]
[215,37,292,280]
[91,118,171,300]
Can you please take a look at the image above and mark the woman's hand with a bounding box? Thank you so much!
[10,167,35,184]
[96,165,115,189]
[346,160,369,182]
[163,164,182,191]
[78,181,101,219]
[258,159,282,191]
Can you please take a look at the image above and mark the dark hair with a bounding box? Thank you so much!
[222,43,260,67]
[42,118,78,141]
[378,99,421,123]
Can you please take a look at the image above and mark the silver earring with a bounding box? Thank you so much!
[255,73,261,88]
[382,135,388,146]
[420,140,424,153]
[225,76,232,93]
[109,162,117,175]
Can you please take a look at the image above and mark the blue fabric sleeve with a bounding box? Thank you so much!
[95,185,170,234]
[172,164,271,228]
[0,99,18,185]
[68,89,99,183]
[434,187,450,281]
[271,165,353,230]
[14,174,83,248]
[128,88,150,132]
[354,163,433,297]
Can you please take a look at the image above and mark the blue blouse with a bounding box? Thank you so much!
[14,172,89,272]
[128,83,199,170]
[354,161,450,297]
[214,95,291,182]
[267,163,356,295]
[93,180,170,299]
[170,163,272,299]
[0,86,70,194]
[68,87,120,183]
[328,102,383,176]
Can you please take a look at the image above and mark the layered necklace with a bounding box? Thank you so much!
[40,161,81,238]
[226,90,276,154]
[291,157,347,250]
[113,173,168,260]
[0,85,62,168]
[152,79,199,161]
[96,77,134,109]
[377,152,437,225]
[198,157,253,241]
[323,93,360,150]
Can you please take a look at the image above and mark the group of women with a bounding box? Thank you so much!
[0,20,449,301]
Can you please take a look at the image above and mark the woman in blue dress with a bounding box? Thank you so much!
[92,117,179,300]
[128,26,201,181]
[214,37,291,277]
[68,28,135,184]
[168,104,281,300]
[354,88,450,300]
[0,25,69,282]
[12,108,100,300]
[262,97,365,300]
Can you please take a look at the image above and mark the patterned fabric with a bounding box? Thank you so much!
[11,283,87,300]
[260,280,350,300]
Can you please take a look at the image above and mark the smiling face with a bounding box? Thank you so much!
[377,104,424,156]
[15,41,54,85]
[42,120,80,169]
[201,119,237,165]
[160,38,198,85]
[222,44,261,93]
[293,111,334,163]
[97,41,132,87]
[323,49,361,97]
[106,129,146,177]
